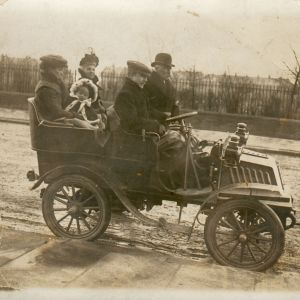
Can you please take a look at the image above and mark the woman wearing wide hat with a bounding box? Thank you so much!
[144,53,179,117]
[78,49,107,117]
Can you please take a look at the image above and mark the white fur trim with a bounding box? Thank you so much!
[70,78,98,103]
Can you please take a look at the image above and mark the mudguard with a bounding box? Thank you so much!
[217,182,293,208]
[30,162,159,226]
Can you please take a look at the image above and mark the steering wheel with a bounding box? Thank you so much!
[165,111,198,123]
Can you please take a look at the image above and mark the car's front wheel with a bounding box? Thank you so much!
[204,199,285,271]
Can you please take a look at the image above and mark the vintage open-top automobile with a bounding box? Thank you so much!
[27,97,296,272]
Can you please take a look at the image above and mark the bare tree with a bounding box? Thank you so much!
[283,49,300,118]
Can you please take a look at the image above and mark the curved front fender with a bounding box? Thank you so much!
[218,183,293,207]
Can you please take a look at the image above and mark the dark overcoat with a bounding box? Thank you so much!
[114,78,164,134]
[35,74,75,121]
[144,71,179,116]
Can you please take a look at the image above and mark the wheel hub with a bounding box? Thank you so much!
[238,232,248,243]
[68,203,81,217]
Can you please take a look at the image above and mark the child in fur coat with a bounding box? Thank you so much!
[66,78,106,130]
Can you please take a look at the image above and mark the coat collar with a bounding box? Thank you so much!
[150,71,163,83]
[125,77,143,90]
[35,80,62,94]
[148,71,169,92]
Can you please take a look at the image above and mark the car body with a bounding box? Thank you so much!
[27,97,296,271]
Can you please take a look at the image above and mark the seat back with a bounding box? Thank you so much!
[27,97,104,156]
[28,97,41,150]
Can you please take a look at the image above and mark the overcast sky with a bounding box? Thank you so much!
[1,0,300,78]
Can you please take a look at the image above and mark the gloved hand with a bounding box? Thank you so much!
[198,139,208,147]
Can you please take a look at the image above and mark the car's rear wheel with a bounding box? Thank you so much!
[42,175,111,240]
[204,199,285,271]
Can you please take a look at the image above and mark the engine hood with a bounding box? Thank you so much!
[240,148,277,168]
[220,148,285,191]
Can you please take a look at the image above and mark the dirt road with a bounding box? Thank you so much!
[1,122,300,278]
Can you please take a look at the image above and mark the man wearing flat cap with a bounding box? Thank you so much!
[35,55,77,121]
[144,53,179,117]
[114,60,167,135]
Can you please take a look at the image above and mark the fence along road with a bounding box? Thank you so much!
[0,55,299,119]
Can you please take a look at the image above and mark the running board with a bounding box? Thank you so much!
[174,186,213,198]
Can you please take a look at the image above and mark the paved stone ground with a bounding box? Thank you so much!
[1,227,300,292]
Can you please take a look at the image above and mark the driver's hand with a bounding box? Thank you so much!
[198,140,208,147]
[158,124,166,136]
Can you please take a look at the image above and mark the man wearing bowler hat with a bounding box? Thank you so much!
[144,53,179,117]
[114,60,166,135]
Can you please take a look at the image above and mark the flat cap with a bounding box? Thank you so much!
[40,55,68,69]
[127,60,151,75]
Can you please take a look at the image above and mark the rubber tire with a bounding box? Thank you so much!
[42,175,111,241]
[204,199,285,272]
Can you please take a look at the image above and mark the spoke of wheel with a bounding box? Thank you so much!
[215,230,236,236]
[53,207,68,211]
[244,208,248,230]
[248,239,268,254]
[80,194,95,205]
[54,196,68,206]
[57,213,70,224]
[81,206,100,210]
[220,218,238,232]
[248,235,273,243]
[71,185,76,201]
[66,217,74,232]
[227,241,240,258]
[80,210,99,222]
[61,187,73,203]
[228,211,243,230]
[82,217,92,230]
[217,237,238,247]
[76,218,81,234]
[55,193,68,200]
[248,224,270,235]
[79,187,86,202]
[240,243,245,263]
[246,243,257,262]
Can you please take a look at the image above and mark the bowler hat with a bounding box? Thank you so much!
[151,53,175,68]
[127,60,151,76]
[40,55,68,69]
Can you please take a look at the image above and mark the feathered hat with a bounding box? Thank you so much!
[79,47,99,67]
